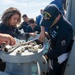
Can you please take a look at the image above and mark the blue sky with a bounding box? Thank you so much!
[0,0,53,19]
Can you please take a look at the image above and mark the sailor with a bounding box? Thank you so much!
[18,14,29,32]
[39,4,73,75]
[0,7,36,71]
[36,9,44,25]
[26,18,41,33]
[0,7,36,41]
[50,0,66,15]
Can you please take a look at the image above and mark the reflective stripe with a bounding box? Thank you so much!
[57,53,69,64]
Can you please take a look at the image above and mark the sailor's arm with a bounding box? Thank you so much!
[39,26,45,42]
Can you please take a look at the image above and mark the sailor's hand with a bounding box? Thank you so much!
[45,32,49,39]
[39,32,45,42]
[29,33,36,37]
[0,33,16,46]
[44,55,48,60]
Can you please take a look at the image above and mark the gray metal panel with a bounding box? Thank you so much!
[66,0,75,35]
[64,40,75,75]
[70,0,75,35]
[64,0,75,74]
[0,71,10,75]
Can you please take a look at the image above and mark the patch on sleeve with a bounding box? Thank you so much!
[61,40,66,46]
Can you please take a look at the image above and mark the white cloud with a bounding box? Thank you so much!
[0,0,49,7]
[0,0,17,4]
[0,0,52,19]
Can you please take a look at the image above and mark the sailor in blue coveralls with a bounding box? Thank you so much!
[50,0,66,15]
[39,4,73,75]
[0,7,36,71]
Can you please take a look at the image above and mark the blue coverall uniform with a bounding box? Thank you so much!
[0,23,30,40]
[42,16,73,75]
[50,0,66,15]
[26,25,41,33]
[19,21,29,32]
